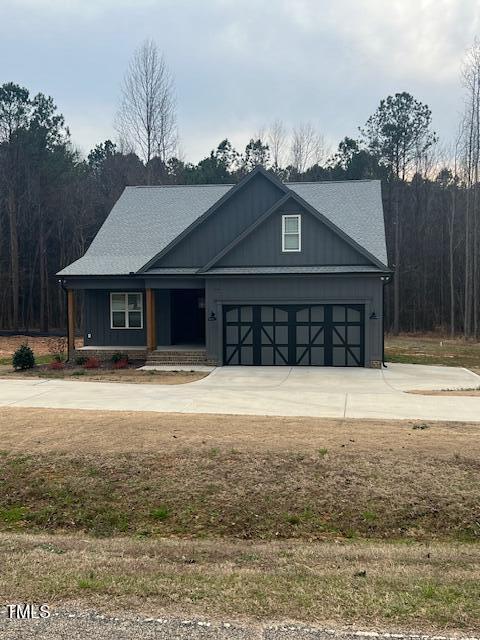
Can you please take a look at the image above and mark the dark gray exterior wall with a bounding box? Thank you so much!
[155,173,284,268]
[155,289,172,345]
[84,289,147,347]
[204,275,383,366]
[218,202,371,267]
[81,282,201,347]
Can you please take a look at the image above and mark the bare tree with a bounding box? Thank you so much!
[267,119,287,168]
[116,40,177,176]
[461,39,480,338]
[290,122,326,172]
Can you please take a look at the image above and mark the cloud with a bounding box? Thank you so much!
[0,0,478,161]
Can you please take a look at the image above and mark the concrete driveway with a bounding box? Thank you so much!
[0,363,479,421]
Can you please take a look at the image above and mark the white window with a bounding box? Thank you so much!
[110,292,143,329]
[282,214,301,252]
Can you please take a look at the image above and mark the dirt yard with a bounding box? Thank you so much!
[0,334,81,360]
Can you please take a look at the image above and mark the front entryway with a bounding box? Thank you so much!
[223,304,364,366]
[171,289,206,345]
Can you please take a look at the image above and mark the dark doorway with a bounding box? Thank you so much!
[171,289,206,345]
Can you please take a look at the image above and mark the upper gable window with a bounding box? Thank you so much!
[282,214,301,252]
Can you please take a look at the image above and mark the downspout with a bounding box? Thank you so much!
[59,279,70,362]
[381,275,392,368]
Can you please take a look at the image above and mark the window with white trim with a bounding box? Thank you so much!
[282,214,301,252]
[110,292,143,329]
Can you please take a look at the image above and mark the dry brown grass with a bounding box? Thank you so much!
[1,532,479,632]
[0,368,207,384]
[0,409,479,540]
[385,333,480,368]
[410,389,480,396]
[1,409,479,632]
[0,407,478,455]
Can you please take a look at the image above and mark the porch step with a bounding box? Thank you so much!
[145,349,216,367]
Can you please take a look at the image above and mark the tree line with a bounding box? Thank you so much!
[1,39,480,338]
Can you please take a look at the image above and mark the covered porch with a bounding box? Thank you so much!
[65,279,212,364]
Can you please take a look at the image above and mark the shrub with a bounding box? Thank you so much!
[111,352,128,364]
[112,358,129,370]
[12,344,35,370]
[49,360,64,370]
[84,357,101,369]
[75,355,87,366]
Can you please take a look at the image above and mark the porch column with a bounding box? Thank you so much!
[146,288,156,351]
[67,289,75,360]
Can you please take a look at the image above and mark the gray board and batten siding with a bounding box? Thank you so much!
[59,167,389,367]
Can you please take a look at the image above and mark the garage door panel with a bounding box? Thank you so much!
[347,348,361,366]
[240,326,253,344]
[333,306,346,322]
[332,347,346,366]
[348,326,360,344]
[347,307,361,322]
[225,346,239,365]
[240,307,252,322]
[223,304,364,366]
[261,306,273,321]
[333,327,346,345]
[296,325,309,343]
[240,346,254,364]
[225,308,238,322]
[311,306,324,321]
[311,326,325,346]
[226,326,238,344]
[310,346,325,365]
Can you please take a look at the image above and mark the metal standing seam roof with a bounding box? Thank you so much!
[58,179,387,276]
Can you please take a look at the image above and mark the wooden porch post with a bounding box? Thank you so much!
[67,289,75,360]
[146,288,156,351]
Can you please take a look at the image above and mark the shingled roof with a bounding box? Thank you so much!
[58,176,387,276]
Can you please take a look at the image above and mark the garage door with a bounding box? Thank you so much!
[223,304,364,366]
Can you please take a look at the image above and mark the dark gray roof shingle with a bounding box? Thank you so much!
[289,180,387,266]
[58,178,387,276]
[58,185,232,276]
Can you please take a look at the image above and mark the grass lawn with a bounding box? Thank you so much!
[1,532,478,632]
[385,333,480,371]
[0,408,479,631]
[0,408,478,540]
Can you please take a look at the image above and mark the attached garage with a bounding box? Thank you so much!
[223,303,365,366]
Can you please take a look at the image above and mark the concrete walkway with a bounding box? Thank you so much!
[1,363,479,421]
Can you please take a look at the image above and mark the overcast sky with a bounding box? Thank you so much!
[1,0,479,162]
